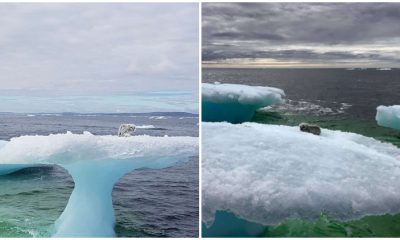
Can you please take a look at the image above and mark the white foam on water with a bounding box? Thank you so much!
[149,116,167,120]
[376,105,400,130]
[261,100,352,116]
[0,132,198,237]
[135,125,156,129]
[202,122,400,226]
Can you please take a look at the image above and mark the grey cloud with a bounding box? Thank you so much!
[203,3,400,45]
[203,3,400,66]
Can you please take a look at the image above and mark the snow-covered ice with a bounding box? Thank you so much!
[202,83,285,123]
[202,122,400,226]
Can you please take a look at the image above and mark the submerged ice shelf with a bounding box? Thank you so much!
[0,132,198,237]
[202,83,285,123]
[376,105,400,130]
[202,122,400,226]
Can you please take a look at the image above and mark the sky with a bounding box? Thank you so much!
[0,3,199,113]
[203,3,400,68]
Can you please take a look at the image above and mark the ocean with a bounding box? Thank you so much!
[0,112,199,237]
[202,68,400,237]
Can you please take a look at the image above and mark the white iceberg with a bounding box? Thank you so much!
[202,122,400,226]
[202,83,285,123]
[376,105,400,130]
[377,68,392,71]
[0,131,198,237]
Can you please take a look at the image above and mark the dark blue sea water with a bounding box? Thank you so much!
[0,112,199,237]
[203,68,400,119]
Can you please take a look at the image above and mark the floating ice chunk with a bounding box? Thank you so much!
[202,122,400,226]
[202,83,285,123]
[0,132,198,237]
[376,105,400,130]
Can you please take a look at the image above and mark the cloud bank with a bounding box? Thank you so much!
[203,3,400,68]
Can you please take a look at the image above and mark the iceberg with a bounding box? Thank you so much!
[377,68,392,71]
[202,83,285,123]
[202,122,400,226]
[376,105,400,130]
[0,131,198,237]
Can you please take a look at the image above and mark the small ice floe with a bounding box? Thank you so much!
[26,114,35,117]
[118,124,136,137]
[376,105,400,130]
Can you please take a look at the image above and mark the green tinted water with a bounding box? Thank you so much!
[252,111,400,147]
[0,166,73,237]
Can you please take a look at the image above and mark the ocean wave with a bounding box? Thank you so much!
[149,116,168,120]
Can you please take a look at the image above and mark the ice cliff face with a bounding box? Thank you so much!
[0,132,198,237]
[202,83,285,123]
[376,105,400,130]
[202,122,400,226]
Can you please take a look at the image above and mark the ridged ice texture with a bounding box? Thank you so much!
[0,132,198,237]
[202,83,285,123]
[202,122,400,226]
[376,105,400,130]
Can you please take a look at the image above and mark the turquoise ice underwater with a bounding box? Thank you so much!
[201,79,400,237]
[0,115,198,237]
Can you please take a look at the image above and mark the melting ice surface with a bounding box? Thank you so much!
[376,105,400,130]
[202,122,400,226]
[202,83,285,123]
[0,131,198,237]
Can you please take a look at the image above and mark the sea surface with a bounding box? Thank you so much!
[202,68,400,237]
[0,112,199,237]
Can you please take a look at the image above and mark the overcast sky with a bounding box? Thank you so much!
[203,3,400,68]
[0,3,198,113]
